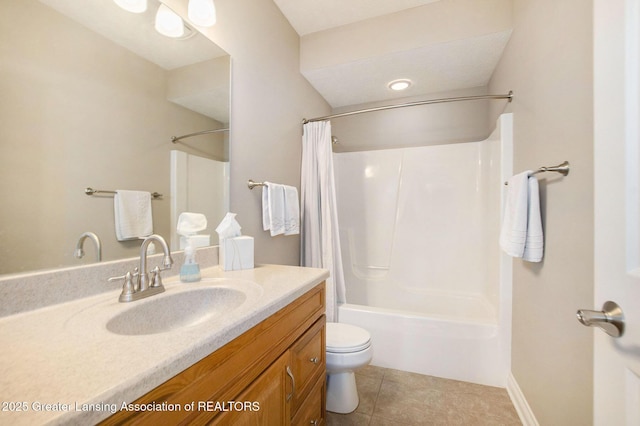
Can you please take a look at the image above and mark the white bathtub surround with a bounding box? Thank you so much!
[333,113,513,388]
[300,120,346,322]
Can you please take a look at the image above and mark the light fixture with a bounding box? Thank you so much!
[155,4,185,38]
[113,0,147,13]
[188,0,217,27]
[388,79,412,91]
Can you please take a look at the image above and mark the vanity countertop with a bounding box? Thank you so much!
[0,264,328,425]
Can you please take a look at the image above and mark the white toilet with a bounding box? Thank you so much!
[325,322,373,414]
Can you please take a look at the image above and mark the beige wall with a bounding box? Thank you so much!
[489,0,594,424]
[0,0,224,274]
[164,0,331,266]
[330,86,492,152]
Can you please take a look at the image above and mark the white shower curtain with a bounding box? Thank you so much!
[300,121,346,322]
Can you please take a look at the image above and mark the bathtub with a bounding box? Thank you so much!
[338,299,509,387]
[333,114,513,388]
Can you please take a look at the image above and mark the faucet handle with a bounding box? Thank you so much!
[150,266,165,288]
[108,271,129,284]
[108,271,137,302]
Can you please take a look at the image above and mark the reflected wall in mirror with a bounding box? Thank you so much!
[0,0,230,275]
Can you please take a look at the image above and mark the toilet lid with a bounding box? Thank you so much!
[326,323,371,353]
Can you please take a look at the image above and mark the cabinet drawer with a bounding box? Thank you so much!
[290,317,325,414]
[292,375,325,426]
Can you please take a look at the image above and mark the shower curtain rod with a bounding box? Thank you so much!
[171,128,229,143]
[302,91,513,124]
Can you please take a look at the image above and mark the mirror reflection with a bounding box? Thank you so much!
[0,0,230,275]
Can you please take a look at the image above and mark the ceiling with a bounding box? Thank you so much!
[273,0,513,108]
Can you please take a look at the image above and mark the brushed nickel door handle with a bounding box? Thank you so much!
[577,301,625,337]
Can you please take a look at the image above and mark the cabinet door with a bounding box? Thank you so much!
[290,318,325,415]
[211,352,291,426]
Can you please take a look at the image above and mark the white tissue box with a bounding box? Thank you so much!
[220,236,254,271]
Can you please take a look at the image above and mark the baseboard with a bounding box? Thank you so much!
[506,372,540,426]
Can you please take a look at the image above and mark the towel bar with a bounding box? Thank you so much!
[504,161,570,185]
[85,187,163,199]
[247,180,267,190]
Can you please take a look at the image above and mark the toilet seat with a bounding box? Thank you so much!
[326,323,371,353]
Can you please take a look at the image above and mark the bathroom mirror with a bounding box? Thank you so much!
[0,0,230,275]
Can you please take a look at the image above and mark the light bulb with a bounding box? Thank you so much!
[155,4,185,38]
[188,0,217,27]
[388,79,412,91]
[113,0,147,13]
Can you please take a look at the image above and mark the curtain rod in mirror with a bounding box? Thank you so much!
[171,128,229,143]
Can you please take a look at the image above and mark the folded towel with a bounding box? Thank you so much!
[283,185,300,236]
[262,182,299,236]
[500,171,544,262]
[114,190,153,241]
[523,177,544,262]
[263,182,285,236]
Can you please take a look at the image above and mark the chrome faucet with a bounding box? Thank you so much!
[74,232,102,262]
[109,234,173,302]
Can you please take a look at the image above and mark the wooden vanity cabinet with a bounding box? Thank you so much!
[100,282,326,426]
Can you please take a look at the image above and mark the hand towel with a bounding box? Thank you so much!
[499,172,544,262]
[262,183,299,236]
[262,182,285,236]
[283,185,300,235]
[523,177,544,262]
[114,190,153,241]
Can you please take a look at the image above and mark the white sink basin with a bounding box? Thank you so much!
[63,278,263,337]
[106,286,246,336]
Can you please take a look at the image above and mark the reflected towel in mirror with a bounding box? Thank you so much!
[114,190,153,241]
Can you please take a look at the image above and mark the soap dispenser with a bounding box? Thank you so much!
[180,240,201,283]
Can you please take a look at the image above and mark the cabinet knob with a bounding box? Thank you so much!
[309,357,319,364]
[310,420,319,426]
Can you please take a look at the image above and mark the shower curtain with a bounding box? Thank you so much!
[300,121,346,322]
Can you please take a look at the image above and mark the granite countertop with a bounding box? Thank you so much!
[0,264,328,425]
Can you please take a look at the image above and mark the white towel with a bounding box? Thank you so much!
[262,183,299,236]
[114,190,153,241]
[283,185,300,235]
[263,182,285,236]
[499,171,544,262]
[523,177,544,262]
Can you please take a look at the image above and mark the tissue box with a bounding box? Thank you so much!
[220,236,254,271]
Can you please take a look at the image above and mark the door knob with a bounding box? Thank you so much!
[576,301,625,337]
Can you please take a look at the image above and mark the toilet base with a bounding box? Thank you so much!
[326,371,359,414]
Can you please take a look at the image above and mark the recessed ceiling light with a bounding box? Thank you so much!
[113,0,147,13]
[388,79,412,91]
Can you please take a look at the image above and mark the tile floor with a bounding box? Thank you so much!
[326,365,522,426]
